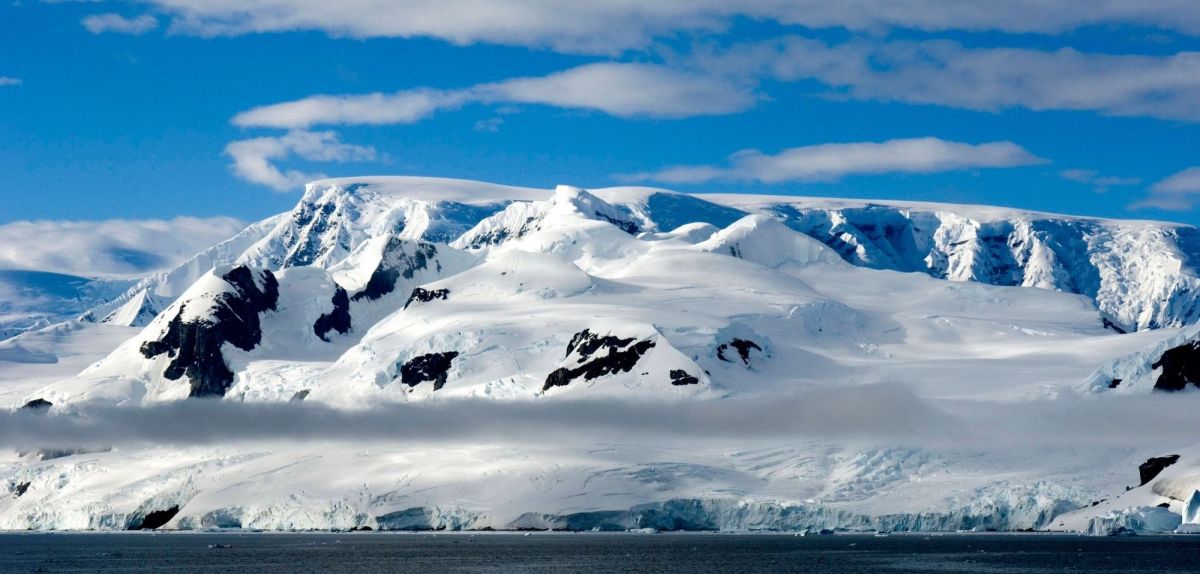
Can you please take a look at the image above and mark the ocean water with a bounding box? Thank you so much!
[2,532,1200,573]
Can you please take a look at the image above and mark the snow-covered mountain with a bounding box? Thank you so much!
[5,176,1200,534]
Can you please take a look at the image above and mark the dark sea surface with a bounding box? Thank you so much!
[2,532,1200,573]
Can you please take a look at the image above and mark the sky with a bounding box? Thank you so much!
[3,0,1200,231]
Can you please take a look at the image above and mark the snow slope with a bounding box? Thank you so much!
[5,176,1200,533]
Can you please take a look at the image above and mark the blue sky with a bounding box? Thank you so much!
[3,1,1200,226]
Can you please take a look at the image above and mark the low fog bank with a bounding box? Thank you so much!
[3,383,1199,451]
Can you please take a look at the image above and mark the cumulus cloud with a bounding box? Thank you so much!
[622,138,1046,184]
[699,37,1200,122]
[233,63,755,130]
[81,13,160,35]
[130,1,1200,53]
[0,217,246,279]
[1059,169,1141,193]
[224,130,377,191]
[1133,167,1200,211]
[0,77,21,87]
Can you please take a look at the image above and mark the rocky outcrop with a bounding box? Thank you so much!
[1152,341,1200,391]
[399,352,459,391]
[351,240,441,302]
[139,266,279,398]
[127,506,181,530]
[313,287,352,341]
[717,339,762,365]
[543,329,656,391]
[1139,455,1181,486]
[404,287,450,309]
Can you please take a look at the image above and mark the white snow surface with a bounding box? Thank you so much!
[5,176,1200,533]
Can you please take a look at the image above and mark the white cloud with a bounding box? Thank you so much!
[233,88,466,129]
[81,13,160,35]
[716,37,1200,122]
[1133,167,1200,211]
[622,138,1046,184]
[475,63,755,118]
[134,1,1200,54]
[1059,169,1141,193]
[232,63,755,130]
[149,0,730,54]
[0,217,246,279]
[0,77,21,87]
[224,130,377,191]
[759,0,1200,36]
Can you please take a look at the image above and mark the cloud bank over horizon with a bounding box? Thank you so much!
[0,217,247,279]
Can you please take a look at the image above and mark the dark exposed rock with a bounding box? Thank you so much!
[290,389,310,402]
[1109,379,1122,389]
[716,339,763,365]
[1102,317,1128,334]
[1152,340,1200,391]
[313,286,352,341]
[12,481,30,497]
[139,266,280,398]
[128,505,181,530]
[404,287,449,309]
[400,352,459,391]
[1139,454,1181,486]
[351,240,439,302]
[19,398,52,413]
[669,369,700,386]
[543,329,657,391]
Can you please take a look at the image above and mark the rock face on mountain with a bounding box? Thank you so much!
[138,265,280,398]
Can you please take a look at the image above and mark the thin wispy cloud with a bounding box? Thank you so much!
[0,77,21,87]
[233,89,466,130]
[1059,169,1141,194]
[228,63,757,189]
[81,13,160,35]
[224,130,377,191]
[701,37,1200,122]
[135,1,1200,54]
[472,63,756,119]
[232,63,755,130]
[621,138,1046,184]
[1134,167,1200,211]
